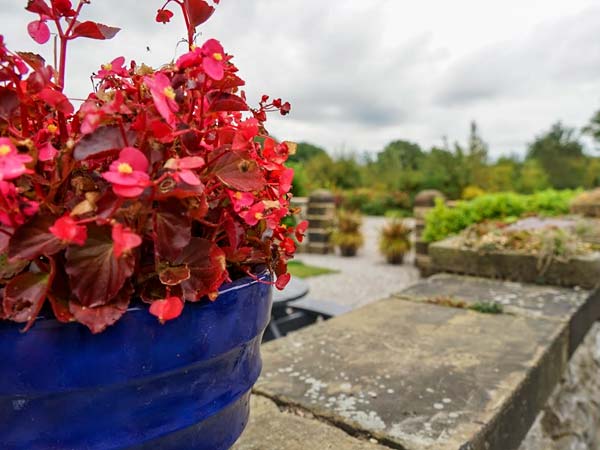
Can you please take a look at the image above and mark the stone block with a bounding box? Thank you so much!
[429,236,600,289]
[256,297,569,450]
[233,396,383,450]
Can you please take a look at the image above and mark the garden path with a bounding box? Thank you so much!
[294,216,421,309]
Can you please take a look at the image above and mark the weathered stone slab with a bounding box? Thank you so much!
[256,298,568,450]
[396,274,600,356]
[429,236,600,289]
[233,395,383,450]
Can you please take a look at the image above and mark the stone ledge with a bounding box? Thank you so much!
[254,295,570,450]
[397,274,600,356]
[232,395,383,450]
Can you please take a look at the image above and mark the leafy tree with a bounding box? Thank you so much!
[465,121,489,187]
[583,110,600,147]
[288,142,328,164]
[518,160,550,193]
[526,122,585,189]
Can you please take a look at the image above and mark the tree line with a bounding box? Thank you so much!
[288,114,600,201]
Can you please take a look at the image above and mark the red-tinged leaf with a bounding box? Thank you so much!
[71,21,120,40]
[184,0,215,27]
[27,20,50,44]
[0,254,29,281]
[37,87,74,114]
[46,263,74,323]
[69,282,132,333]
[158,264,191,286]
[26,0,53,17]
[65,225,135,307]
[154,176,205,200]
[0,88,19,119]
[211,149,266,192]
[140,276,183,304]
[210,73,245,91]
[223,246,252,263]
[149,296,184,323]
[207,92,248,112]
[153,202,192,261]
[16,52,46,71]
[74,125,136,160]
[175,238,227,301]
[3,271,50,330]
[8,215,64,260]
[0,231,10,254]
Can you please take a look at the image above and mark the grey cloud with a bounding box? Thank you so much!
[437,6,600,106]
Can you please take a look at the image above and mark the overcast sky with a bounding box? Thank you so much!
[2,0,600,158]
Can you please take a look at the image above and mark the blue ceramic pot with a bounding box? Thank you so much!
[0,271,272,450]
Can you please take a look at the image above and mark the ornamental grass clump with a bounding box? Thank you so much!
[331,209,363,257]
[379,219,411,264]
[0,0,306,333]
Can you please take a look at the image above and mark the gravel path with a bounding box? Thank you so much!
[294,216,421,309]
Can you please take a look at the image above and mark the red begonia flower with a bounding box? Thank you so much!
[38,141,58,161]
[49,215,88,246]
[0,138,33,181]
[164,156,205,186]
[0,181,38,227]
[97,56,127,78]
[279,168,294,194]
[144,73,179,127]
[150,296,184,323]
[112,222,142,258]
[102,147,150,198]
[200,39,225,80]
[228,190,254,212]
[275,273,291,290]
[155,9,174,24]
[239,202,265,226]
[27,20,50,44]
[295,220,308,243]
[176,47,202,70]
[280,237,296,256]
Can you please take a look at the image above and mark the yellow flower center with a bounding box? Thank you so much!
[102,63,112,71]
[47,124,58,134]
[118,162,133,174]
[163,86,176,100]
[254,212,263,220]
[0,144,11,156]
[213,52,223,61]
[234,192,242,200]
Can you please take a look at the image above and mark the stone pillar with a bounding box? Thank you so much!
[289,196,309,252]
[306,189,335,254]
[413,189,445,276]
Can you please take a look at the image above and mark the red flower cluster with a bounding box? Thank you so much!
[0,0,305,333]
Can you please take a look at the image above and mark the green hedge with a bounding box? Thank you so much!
[422,190,579,243]
[340,188,411,216]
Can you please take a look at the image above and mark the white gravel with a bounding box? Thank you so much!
[295,216,421,309]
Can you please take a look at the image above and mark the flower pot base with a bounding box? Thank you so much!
[0,273,272,450]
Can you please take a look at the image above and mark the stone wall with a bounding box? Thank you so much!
[520,323,600,450]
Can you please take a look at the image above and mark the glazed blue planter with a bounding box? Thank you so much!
[0,272,272,450]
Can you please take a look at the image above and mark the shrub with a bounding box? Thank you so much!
[340,188,411,216]
[379,219,411,263]
[422,190,579,243]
